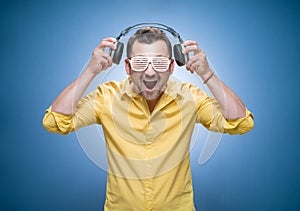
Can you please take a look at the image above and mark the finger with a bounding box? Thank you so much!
[185,62,194,74]
[92,51,110,65]
[97,37,117,50]
[181,40,196,54]
[183,40,206,55]
[183,40,197,47]
[93,43,114,59]
[186,52,200,65]
[97,40,115,50]
[186,54,201,69]
[101,38,118,51]
[99,52,113,67]
[103,52,113,66]
[103,37,117,42]
[97,57,110,70]
[184,45,200,55]
[107,41,117,51]
[190,62,200,71]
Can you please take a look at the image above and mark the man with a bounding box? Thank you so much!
[43,26,254,211]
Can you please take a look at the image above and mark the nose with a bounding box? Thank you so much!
[144,62,156,77]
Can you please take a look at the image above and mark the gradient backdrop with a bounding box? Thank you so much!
[1,0,299,210]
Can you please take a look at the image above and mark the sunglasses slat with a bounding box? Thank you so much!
[130,56,171,72]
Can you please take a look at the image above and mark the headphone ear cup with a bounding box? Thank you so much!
[173,44,188,66]
[111,42,124,64]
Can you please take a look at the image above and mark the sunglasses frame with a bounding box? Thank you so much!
[128,56,172,72]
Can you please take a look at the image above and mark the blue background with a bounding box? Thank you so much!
[1,0,299,210]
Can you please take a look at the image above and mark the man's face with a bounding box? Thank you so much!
[125,40,174,101]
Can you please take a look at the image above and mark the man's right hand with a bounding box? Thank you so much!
[86,37,117,75]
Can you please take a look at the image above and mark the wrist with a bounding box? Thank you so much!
[83,67,99,79]
[86,58,104,75]
[200,69,214,84]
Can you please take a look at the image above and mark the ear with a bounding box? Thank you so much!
[169,59,175,75]
[125,59,131,75]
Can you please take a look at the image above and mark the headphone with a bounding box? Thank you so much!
[110,23,188,66]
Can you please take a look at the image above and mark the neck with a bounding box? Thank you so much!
[146,94,163,113]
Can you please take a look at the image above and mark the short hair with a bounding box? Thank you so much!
[126,27,172,58]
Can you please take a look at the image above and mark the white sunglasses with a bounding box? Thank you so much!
[128,56,171,72]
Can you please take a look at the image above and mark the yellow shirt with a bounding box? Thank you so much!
[43,78,254,211]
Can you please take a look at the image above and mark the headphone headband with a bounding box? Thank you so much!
[111,22,187,66]
[116,22,183,43]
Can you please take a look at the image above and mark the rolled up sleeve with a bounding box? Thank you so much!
[42,107,74,135]
[223,109,254,135]
[42,90,100,135]
[196,95,254,135]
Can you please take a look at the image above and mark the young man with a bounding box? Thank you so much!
[43,27,254,211]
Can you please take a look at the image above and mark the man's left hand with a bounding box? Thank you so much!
[182,40,212,77]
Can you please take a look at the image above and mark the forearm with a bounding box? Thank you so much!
[51,37,116,115]
[182,40,248,120]
[51,68,96,115]
[201,70,246,120]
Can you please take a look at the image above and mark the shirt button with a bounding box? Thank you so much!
[147,164,151,168]
[147,188,151,192]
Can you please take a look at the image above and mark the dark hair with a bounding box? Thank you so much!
[126,27,172,58]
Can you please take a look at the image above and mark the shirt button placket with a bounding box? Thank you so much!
[145,135,153,211]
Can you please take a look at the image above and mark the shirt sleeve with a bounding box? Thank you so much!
[189,84,254,135]
[42,89,101,135]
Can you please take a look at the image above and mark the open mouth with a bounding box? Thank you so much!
[143,80,157,90]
